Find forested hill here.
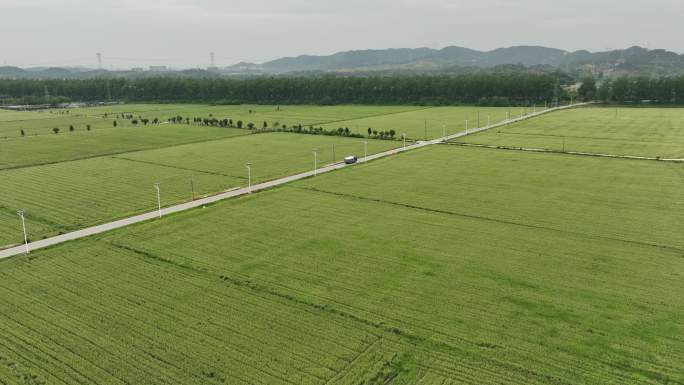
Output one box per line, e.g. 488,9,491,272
2,46,684,80
232,46,684,76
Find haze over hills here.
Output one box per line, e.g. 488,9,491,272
2,45,684,79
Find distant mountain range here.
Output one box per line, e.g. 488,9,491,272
2,46,684,79
231,46,684,76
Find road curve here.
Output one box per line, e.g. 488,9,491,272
0,103,589,260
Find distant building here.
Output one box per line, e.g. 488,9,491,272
149,66,168,72
131,67,144,72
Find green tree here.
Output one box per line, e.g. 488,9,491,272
578,77,598,100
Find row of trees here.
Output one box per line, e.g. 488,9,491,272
0,74,563,105
596,76,684,103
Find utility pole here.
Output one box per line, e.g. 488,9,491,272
17,210,29,254
442,124,446,142
332,144,335,162
424,121,427,140
364,141,368,161
477,111,480,128
402,134,406,150
313,149,318,176
245,163,252,193
153,183,161,218
465,120,469,135
190,174,195,200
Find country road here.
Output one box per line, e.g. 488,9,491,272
0,103,589,260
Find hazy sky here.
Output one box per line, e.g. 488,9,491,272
1,0,682,68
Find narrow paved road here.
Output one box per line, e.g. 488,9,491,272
0,103,588,259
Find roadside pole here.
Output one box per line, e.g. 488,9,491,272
153,183,161,218
17,210,29,254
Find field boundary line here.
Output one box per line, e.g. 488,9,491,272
111,156,247,179
446,142,684,163
312,106,436,127
0,130,254,172
0,103,587,259
293,186,684,254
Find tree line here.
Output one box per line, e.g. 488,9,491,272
596,76,684,104
0,74,563,106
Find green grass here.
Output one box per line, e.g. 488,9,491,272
0,133,399,248
64,103,425,130
0,240,409,385
0,109,140,138
1,145,682,383
459,106,684,158
0,103,434,168
0,125,248,170
320,106,527,140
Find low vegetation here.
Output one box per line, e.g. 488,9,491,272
458,106,684,158
1,145,682,383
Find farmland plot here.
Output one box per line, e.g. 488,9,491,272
320,106,518,140
74,104,424,130
85,146,684,384
459,106,684,158
0,125,248,170
0,240,413,384
0,133,398,248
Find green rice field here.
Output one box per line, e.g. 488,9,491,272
321,106,528,139
1,144,682,383
1,104,683,384
0,133,398,248
459,106,684,158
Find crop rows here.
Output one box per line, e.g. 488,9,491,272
459,106,684,158
0,240,404,384
0,125,249,170
99,147,684,384
0,132,399,248
320,106,522,140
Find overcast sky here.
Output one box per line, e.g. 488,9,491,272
1,0,682,68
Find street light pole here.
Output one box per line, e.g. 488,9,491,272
465,120,469,135
313,149,318,176
245,163,252,193
153,183,161,218
17,210,29,254
402,134,406,150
